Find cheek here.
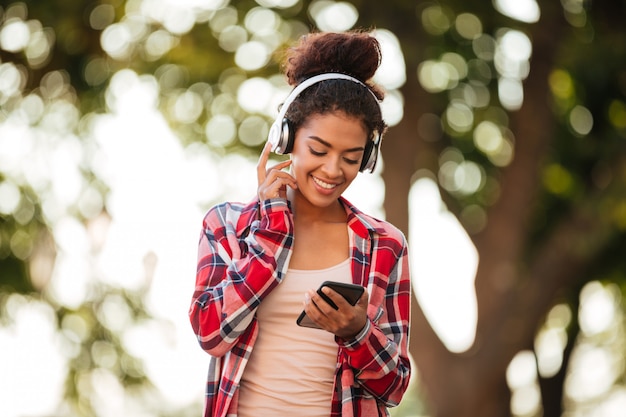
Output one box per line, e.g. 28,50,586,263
290,146,313,169
288,153,307,180
344,168,360,184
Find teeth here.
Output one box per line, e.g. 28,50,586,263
313,177,336,189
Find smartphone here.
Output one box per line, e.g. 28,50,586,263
296,281,365,329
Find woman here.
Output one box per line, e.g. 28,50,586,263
189,30,412,417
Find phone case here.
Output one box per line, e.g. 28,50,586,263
296,281,364,329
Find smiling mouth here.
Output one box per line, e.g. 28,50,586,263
312,176,338,190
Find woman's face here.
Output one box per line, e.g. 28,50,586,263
290,111,368,208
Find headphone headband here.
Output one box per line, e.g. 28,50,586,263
274,73,380,123
267,72,383,173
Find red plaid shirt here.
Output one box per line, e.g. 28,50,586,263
189,197,411,417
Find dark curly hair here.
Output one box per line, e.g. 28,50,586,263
279,30,388,141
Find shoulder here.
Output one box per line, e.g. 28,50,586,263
202,199,259,232
367,215,408,253
364,211,406,241
341,197,407,247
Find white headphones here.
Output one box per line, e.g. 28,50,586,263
267,73,382,173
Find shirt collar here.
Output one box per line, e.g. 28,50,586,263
238,197,387,239
339,196,388,239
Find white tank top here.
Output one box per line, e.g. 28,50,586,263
237,258,352,416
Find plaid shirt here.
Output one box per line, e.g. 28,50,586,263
189,196,411,417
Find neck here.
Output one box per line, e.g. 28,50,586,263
287,188,346,223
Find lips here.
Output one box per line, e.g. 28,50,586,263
312,176,338,190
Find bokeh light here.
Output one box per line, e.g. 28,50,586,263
498,77,524,110
244,7,280,34
409,176,479,353
419,60,455,93
567,345,618,401
0,181,21,215
579,281,619,336
238,115,269,146
0,62,24,100
535,304,572,379
543,163,575,197
25,26,54,68
421,4,453,36
309,1,358,32
493,0,540,23
169,90,204,124
101,22,135,60
0,18,30,52
494,29,532,110
144,29,179,60
218,25,247,52
237,77,275,114
205,114,237,147
0,296,66,415
473,120,515,167
507,350,542,416
569,105,593,136
608,100,626,131
2,1,625,417
472,34,497,61
455,13,483,40
89,4,116,30
234,40,271,70
375,29,406,90
445,100,474,134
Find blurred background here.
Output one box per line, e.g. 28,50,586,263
1,0,625,416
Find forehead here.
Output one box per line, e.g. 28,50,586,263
298,112,368,145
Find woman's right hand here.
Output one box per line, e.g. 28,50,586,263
257,141,297,201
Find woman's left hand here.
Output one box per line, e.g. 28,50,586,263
304,287,369,340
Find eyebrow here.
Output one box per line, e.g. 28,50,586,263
307,136,365,153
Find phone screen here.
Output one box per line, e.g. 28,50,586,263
296,281,364,329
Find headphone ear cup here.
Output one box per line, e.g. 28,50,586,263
268,118,294,154
280,118,295,154
359,134,380,173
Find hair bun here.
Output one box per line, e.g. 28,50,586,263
283,31,382,87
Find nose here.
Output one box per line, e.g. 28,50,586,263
320,154,342,177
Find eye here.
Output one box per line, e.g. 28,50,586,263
309,147,326,156
343,157,359,165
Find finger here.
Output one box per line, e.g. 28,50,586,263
303,289,325,322
357,289,369,308
258,172,298,200
263,170,296,190
257,141,273,184
266,159,292,175
314,288,341,314
267,167,297,188
320,287,345,310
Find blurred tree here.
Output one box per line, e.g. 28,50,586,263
1,0,625,416
365,2,626,416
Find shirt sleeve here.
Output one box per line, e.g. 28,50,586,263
340,233,412,407
189,199,294,357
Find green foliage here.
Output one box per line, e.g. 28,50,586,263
0,183,45,297
56,285,154,416
1,0,625,416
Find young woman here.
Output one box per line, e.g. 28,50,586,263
189,30,412,417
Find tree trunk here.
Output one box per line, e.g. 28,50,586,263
364,1,624,416
380,2,575,416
